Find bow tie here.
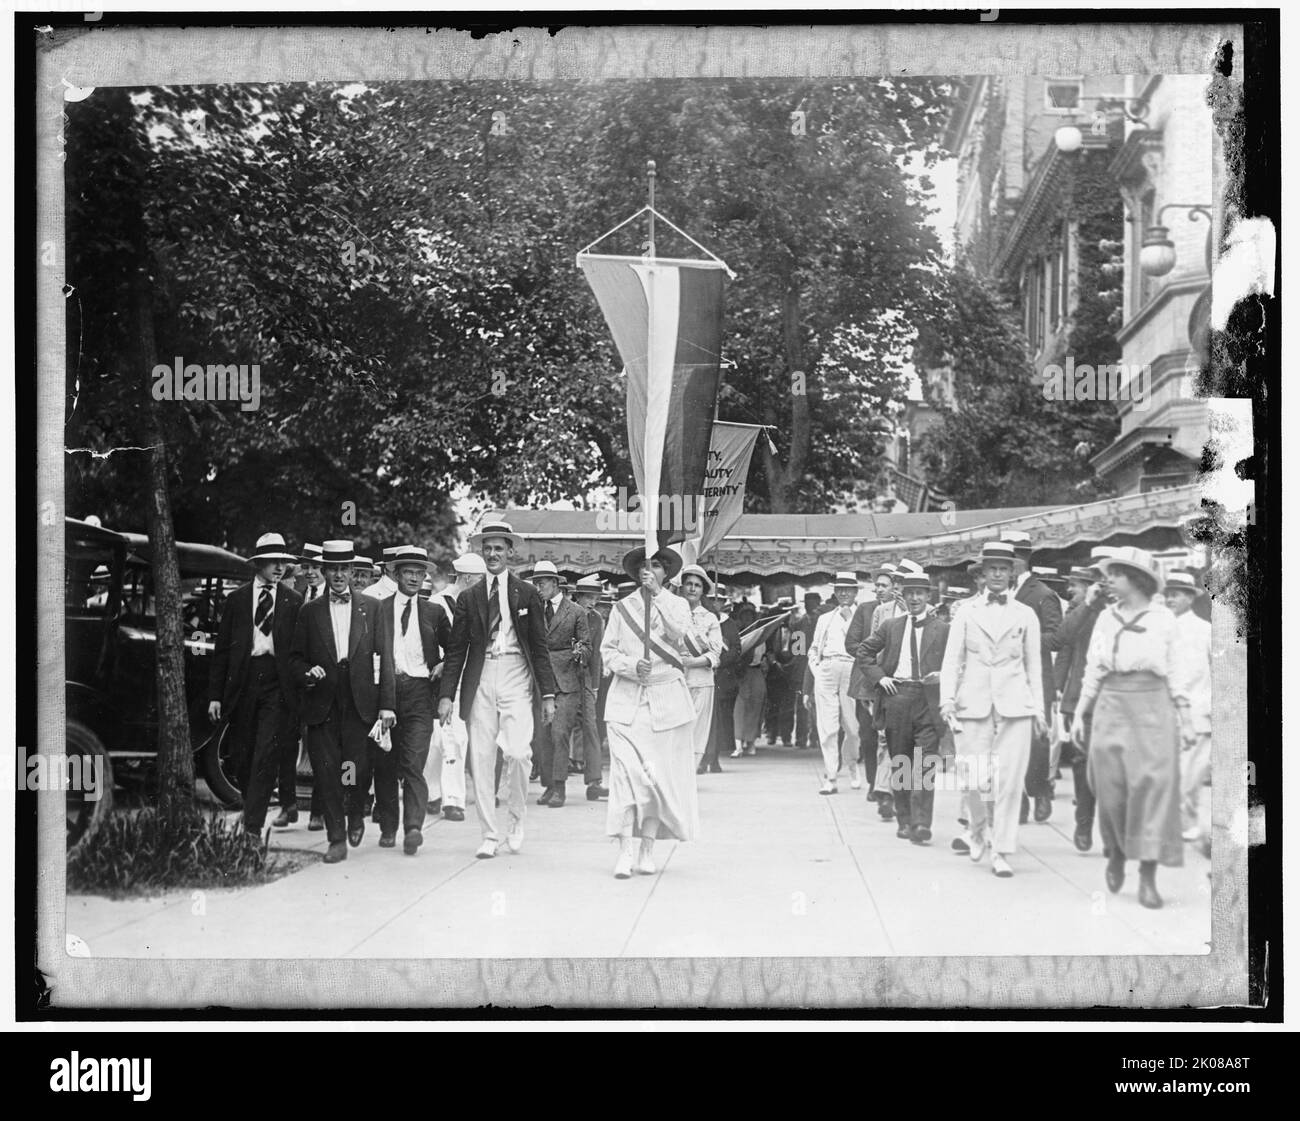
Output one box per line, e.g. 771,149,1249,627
330,591,351,604
987,593,1007,606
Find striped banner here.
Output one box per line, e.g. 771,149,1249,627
579,253,726,554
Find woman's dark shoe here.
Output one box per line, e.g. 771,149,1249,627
1138,862,1163,909
1074,823,1093,852
1105,856,1126,894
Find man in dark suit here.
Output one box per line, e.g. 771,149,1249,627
291,543,326,831
438,521,557,859
571,575,609,799
375,545,451,855
855,572,950,844
1003,532,1062,824
207,532,303,836
287,540,380,863
791,592,822,751
705,607,744,771
527,561,589,808
845,566,897,788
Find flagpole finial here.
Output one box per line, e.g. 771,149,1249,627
646,161,657,258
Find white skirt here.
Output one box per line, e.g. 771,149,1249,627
606,699,700,841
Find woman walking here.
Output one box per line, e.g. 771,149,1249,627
730,601,766,756
678,564,724,773
601,546,699,879
1072,547,1194,909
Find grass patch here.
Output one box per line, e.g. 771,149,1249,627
67,806,317,896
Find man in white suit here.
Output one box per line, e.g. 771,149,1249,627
808,572,865,794
939,541,1046,878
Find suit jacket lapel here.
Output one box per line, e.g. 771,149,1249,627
348,597,366,660
315,597,334,660
919,613,943,667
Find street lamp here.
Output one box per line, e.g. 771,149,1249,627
1139,203,1212,277
1053,95,1150,153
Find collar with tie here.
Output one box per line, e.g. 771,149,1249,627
330,590,351,604
987,592,1007,606
909,611,930,628
257,580,276,592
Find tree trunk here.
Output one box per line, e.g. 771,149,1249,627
133,246,195,819
760,286,811,514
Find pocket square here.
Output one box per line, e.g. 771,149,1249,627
518,607,529,616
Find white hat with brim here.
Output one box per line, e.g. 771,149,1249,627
390,546,437,574
574,575,603,595
529,560,561,582
452,553,488,575
319,540,356,566
249,532,298,563
1096,547,1164,594
979,541,1018,565
298,543,323,564
1162,570,1204,598
678,564,715,593
469,520,521,551
832,571,859,588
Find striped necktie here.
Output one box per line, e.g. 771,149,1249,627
255,585,274,635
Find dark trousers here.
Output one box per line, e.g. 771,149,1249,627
276,721,298,809
1024,727,1054,798
858,701,878,785
764,689,795,744
304,669,374,845
880,685,940,829
579,685,604,783
374,673,434,836
536,689,582,787
795,691,815,747
707,691,737,765
231,655,290,832
1061,712,1095,828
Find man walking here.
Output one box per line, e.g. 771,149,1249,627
572,575,609,799
288,540,380,863
207,532,303,837
375,545,450,855
808,572,863,795
940,541,1046,878
291,542,326,830
438,521,556,859
529,561,589,809
791,592,822,751
1164,570,1212,845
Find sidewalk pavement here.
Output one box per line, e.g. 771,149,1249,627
67,746,1211,959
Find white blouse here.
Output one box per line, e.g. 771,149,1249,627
1077,602,1193,713
683,603,724,688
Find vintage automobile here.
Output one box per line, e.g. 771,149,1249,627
65,517,257,852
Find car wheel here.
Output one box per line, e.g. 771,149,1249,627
198,720,243,809
66,720,113,856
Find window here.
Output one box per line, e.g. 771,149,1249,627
1044,78,1083,114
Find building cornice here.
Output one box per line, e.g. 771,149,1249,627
1115,277,1210,347
1109,127,1163,184
1090,425,1183,476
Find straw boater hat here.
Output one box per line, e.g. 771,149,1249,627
895,558,925,577
1090,546,1117,563
298,543,323,565
979,540,1018,565
1162,569,1205,599
249,532,297,563
528,560,561,583
1001,530,1033,560
379,546,402,571
319,540,356,566
876,562,900,579
1095,546,1164,594
678,563,716,593
942,585,970,601
352,554,374,571
468,519,521,551
573,575,603,597
899,572,931,592
621,545,683,581
832,571,859,588
389,545,437,574
616,581,636,598
1066,565,1098,585
451,553,488,575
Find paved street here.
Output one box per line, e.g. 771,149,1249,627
68,746,1211,959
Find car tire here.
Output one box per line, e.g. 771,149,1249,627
199,720,244,809
66,720,113,856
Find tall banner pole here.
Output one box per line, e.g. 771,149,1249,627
642,159,656,662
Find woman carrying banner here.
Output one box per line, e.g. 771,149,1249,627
678,564,724,772
601,546,699,879
1072,547,1193,909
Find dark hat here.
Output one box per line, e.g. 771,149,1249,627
319,539,356,566
622,545,683,581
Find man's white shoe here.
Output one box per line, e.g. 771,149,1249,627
848,762,862,789
730,746,744,758
968,832,988,863
505,824,524,854
475,839,498,860
991,853,1014,877
613,853,634,879
819,778,835,795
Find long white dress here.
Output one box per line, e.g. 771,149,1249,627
601,588,699,841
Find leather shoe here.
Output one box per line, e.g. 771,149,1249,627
696,761,707,775
1033,795,1052,823
427,798,442,815
347,819,365,848
307,814,324,832
442,806,465,822
910,825,932,845
896,824,911,839
991,854,1014,877
549,786,567,808
1074,824,1093,852
878,800,895,821
272,807,298,828
403,829,423,856
475,840,498,859
537,786,556,806
378,831,396,849
951,835,971,854
323,841,347,864
587,784,608,800
1138,877,1163,909
1105,858,1125,894
708,762,722,774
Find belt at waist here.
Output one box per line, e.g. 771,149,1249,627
893,679,926,688
250,653,276,662
486,649,525,660
1100,670,1167,693
395,670,432,680
820,654,854,662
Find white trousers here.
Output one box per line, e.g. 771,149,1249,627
957,712,1032,856
466,652,534,843
424,712,467,809
813,659,859,780
688,683,715,763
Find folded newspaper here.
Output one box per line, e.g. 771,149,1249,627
368,718,392,752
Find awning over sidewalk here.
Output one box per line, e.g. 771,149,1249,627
486,484,1200,580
